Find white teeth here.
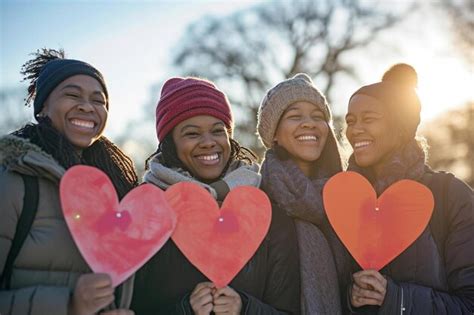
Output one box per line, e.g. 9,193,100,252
354,141,371,148
71,119,94,129
297,135,318,141
197,154,219,161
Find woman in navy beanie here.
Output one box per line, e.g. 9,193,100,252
345,64,474,314
0,48,138,315
131,76,301,314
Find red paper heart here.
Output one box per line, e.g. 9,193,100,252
323,171,434,270
166,182,272,288
60,165,176,287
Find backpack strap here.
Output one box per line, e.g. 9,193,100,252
0,174,39,289
421,171,453,265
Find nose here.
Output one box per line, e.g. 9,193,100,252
301,116,316,129
199,133,217,148
77,100,94,113
348,120,364,137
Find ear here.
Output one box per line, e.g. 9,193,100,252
39,102,50,117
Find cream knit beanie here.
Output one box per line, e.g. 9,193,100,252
257,73,332,148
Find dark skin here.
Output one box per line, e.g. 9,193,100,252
345,94,403,307
172,115,241,314
40,75,132,315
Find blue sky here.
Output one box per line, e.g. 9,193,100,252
1,0,473,140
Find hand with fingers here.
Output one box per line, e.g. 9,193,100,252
100,310,135,315
190,282,215,315
212,286,242,315
350,270,387,307
68,273,116,315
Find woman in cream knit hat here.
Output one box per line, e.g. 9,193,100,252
258,73,351,314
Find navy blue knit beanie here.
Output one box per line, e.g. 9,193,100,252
33,59,108,119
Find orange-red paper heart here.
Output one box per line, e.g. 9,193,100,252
166,182,272,288
60,165,176,287
323,171,434,270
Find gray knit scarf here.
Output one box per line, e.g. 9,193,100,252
144,153,261,199
261,149,343,315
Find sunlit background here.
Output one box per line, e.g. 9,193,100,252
1,0,473,186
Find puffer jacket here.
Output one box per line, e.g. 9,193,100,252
349,170,474,314
131,160,301,315
0,135,134,315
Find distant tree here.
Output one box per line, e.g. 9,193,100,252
439,0,474,64
0,86,33,135
172,0,408,154
423,102,474,188
113,83,162,177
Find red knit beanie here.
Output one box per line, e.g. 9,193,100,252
155,77,234,141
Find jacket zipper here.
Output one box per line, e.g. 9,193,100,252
400,286,405,315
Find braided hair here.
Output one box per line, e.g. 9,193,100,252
145,133,258,173
14,48,138,199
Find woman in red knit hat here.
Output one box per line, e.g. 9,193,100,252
131,77,301,314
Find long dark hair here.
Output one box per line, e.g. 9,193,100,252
14,48,138,199
145,132,258,172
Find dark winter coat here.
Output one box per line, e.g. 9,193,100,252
349,168,474,314
131,157,301,315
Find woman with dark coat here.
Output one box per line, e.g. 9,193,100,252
130,77,301,315
0,49,139,315
257,73,352,315
345,63,474,314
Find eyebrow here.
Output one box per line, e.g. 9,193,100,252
346,110,383,118
180,122,225,132
60,84,105,96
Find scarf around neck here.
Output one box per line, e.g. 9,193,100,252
260,149,328,225
348,140,426,195
143,153,261,200
260,149,344,314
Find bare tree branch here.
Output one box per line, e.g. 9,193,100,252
173,0,408,152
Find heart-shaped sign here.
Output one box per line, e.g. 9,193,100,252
60,165,176,287
323,171,434,270
166,182,272,288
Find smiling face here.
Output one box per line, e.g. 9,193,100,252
345,94,400,175
274,101,329,176
40,74,108,151
172,115,231,182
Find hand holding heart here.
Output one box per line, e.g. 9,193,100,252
189,282,242,315
212,286,242,315
350,270,387,307
68,273,115,315
190,282,215,315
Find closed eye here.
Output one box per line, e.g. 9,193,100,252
92,99,106,105
363,117,376,123
287,115,301,120
184,132,200,137
212,129,226,135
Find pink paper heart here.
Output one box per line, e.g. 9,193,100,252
166,182,272,288
60,165,176,287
